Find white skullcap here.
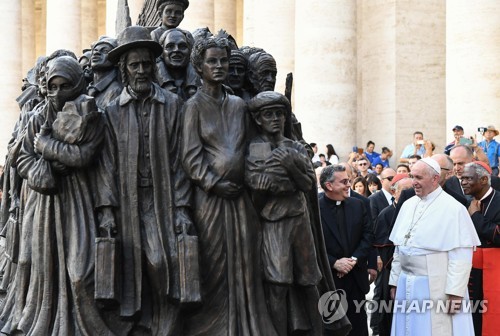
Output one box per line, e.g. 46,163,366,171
420,157,441,175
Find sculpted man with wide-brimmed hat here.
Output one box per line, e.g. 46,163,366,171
96,25,194,335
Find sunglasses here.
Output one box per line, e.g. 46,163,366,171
358,163,367,166
383,176,394,181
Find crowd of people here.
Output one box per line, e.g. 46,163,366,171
313,125,499,336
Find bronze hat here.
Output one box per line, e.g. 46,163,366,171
107,26,163,64
248,91,291,114
92,36,118,50
157,0,189,10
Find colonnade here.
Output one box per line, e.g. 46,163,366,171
0,0,498,162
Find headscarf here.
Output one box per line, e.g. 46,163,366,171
44,56,86,127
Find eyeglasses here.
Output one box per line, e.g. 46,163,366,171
383,176,394,181
358,163,367,166
329,179,351,186
339,179,350,185
440,167,451,171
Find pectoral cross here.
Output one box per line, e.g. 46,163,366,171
404,232,411,246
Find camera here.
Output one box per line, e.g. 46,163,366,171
416,140,425,145
478,127,487,133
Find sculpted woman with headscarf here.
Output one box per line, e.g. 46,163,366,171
181,34,277,335
10,56,115,335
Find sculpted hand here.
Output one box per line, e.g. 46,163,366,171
254,174,272,191
212,180,242,199
50,160,69,175
468,200,481,216
333,258,356,274
175,207,194,234
34,133,50,155
98,207,116,236
272,147,293,169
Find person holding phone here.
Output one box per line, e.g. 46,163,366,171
444,125,467,155
400,131,426,163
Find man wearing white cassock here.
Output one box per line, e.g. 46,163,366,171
389,158,480,335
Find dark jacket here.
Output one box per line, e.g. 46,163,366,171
320,195,374,294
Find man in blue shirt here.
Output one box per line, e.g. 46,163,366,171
364,140,380,165
478,125,500,176
400,131,425,164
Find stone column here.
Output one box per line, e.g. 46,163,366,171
35,0,46,58
394,0,446,157
357,0,446,164
106,0,119,36
243,0,294,95
447,0,500,134
0,1,22,159
295,0,357,159
97,0,107,36
22,0,36,75
181,0,214,32
214,0,237,37
81,0,98,52
235,0,244,45
46,0,82,54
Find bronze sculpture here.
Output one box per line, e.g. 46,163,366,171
181,33,279,335
226,49,252,101
247,51,277,96
87,36,123,110
12,56,113,335
95,25,193,335
0,2,355,332
150,0,191,43
246,91,350,335
156,28,200,100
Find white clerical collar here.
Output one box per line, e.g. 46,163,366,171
419,186,443,202
480,187,494,201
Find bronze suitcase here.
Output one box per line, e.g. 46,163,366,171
177,230,202,305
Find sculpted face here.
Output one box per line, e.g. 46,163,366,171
162,31,190,69
125,48,154,94
227,60,246,90
161,4,184,29
47,76,74,111
254,59,276,92
91,43,113,70
255,106,286,136
199,47,229,84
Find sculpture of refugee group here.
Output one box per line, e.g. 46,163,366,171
0,0,351,335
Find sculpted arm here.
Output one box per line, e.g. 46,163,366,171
181,102,221,192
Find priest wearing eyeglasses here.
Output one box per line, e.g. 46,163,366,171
319,165,374,336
